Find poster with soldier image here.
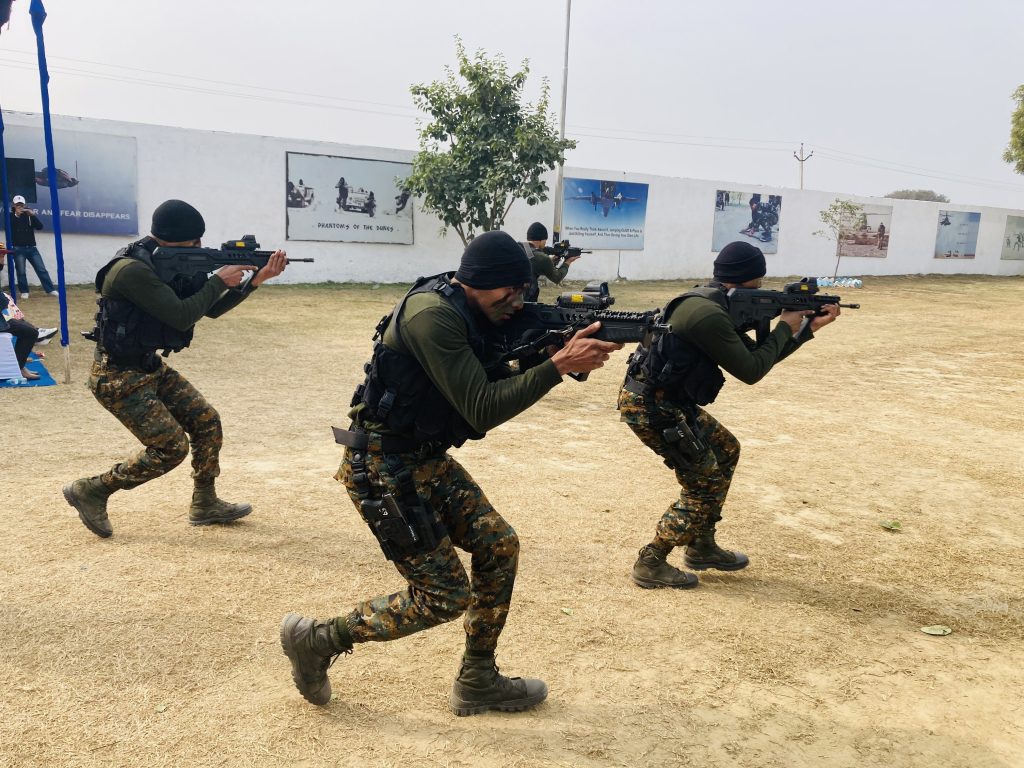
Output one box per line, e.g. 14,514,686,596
712,190,781,254
837,203,892,258
1000,215,1024,260
933,210,980,259
285,152,413,244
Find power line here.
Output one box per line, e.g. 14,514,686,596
569,123,795,147
0,48,420,114
3,50,1022,195
0,57,418,121
569,130,790,153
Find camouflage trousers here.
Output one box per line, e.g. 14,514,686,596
89,359,222,491
335,441,518,652
617,388,740,550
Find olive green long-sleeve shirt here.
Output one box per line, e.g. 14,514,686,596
529,249,570,285
666,295,805,385
362,290,563,435
102,258,254,331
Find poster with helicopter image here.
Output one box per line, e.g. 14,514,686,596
3,125,138,235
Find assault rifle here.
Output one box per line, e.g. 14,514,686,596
542,239,591,265
150,235,313,285
726,277,859,343
490,282,670,381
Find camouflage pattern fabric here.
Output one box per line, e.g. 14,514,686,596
89,360,223,490
335,443,518,652
617,387,740,549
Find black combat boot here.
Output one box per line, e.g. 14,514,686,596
683,531,750,571
279,613,353,705
189,480,252,525
62,477,114,538
449,652,548,716
631,545,699,588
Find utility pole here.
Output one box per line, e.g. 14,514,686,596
793,142,813,190
552,0,572,242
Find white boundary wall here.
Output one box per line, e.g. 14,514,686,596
5,111,1023,284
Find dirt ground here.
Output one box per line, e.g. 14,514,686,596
2,275,1022,768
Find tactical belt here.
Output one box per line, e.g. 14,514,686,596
331,426,424,455
622,376,653,397
99,350,162,372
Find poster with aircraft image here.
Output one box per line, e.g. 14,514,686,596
561,177,648,250
933,210,980,259
3,125,138,235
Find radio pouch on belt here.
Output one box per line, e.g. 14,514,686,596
661,419,708,470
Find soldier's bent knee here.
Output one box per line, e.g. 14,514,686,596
157,433,190,468
419,571,472,623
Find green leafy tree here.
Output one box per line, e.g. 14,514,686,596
405,39,576,245
1003,85,1024,175
884,189,949,202
814,198,864,278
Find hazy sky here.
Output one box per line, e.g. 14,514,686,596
2,0,1023,208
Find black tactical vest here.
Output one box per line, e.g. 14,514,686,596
522,243,542,303
625,285,731,406
352,272,491,449
93,239,202,358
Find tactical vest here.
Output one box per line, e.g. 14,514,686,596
351,272,490,449
625,285,731,406
522,243,542,302
92,239,202,358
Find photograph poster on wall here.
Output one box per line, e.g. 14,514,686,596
934,210,981,259
1000,215,1024,260
286,152,413,244
3,125,138,235
561,177,649,250
836,203,893,259
712,190,781,254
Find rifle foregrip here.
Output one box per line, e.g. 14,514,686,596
595,325,649,343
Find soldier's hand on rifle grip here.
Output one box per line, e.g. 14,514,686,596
215,264,258,287
809,302,841,331
251,249,288,287
778,309,811,335
550,321,623,377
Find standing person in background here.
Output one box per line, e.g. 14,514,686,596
8,195,57,298
522,222,580,302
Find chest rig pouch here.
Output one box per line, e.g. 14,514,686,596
350,272,489,450
625,286,729,408
522,243,542,303
90,240,204,360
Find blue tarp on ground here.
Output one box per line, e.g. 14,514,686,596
0,349,54,387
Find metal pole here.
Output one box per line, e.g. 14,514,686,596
552,0,571,242
793,142,813,190
0,107,16,300
30,0,71,383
